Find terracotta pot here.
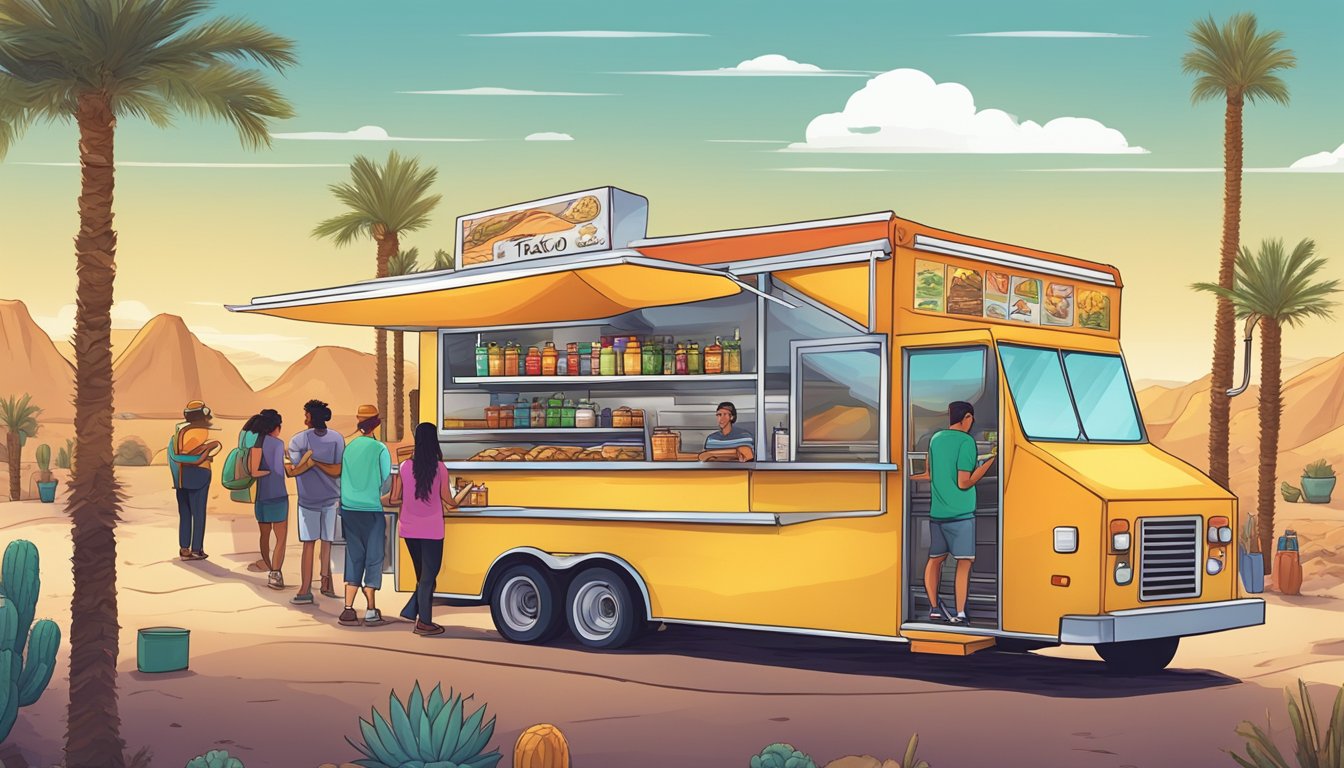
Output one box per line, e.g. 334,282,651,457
1274,551,1303,595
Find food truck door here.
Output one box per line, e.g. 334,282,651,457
902,343,1002,630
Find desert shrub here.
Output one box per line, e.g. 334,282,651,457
185,750,242,768
113,436,152,466
1228,678,1343,767
751,743,817,768
348,682,502,768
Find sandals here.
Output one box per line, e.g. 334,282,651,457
320,575,338,599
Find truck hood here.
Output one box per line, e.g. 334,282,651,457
1024,442,1233,501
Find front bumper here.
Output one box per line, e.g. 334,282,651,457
1059,598,1265,645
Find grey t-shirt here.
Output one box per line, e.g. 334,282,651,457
289,428,344,506
256,434,288,502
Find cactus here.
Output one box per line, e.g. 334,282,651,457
34,444,50,473
346,681,502,768
56,447,70,470
0,539,61,742
514,724,570,768
751,743,817,768
185,749,245,768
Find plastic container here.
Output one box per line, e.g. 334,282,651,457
487,342,503,376
688,342,702,375
137,627,190,673
613,337,627,375
705,336,724,375
652,428,681,460
589,343,601,376
623,338,642,377
474,343,490,377
541,342,559,376
724,328,742,374
642,340,662,375
514,401,530,429
503,344,520,377
599,343,616,376
530,398,545,428
567,343,580,376
675,344,688,375
525,347,542,376
575,403,596,429
561,400,577,428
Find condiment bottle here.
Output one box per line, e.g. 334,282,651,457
623,337,642,376
613,336,627,375
642,338,661,375
513,399,530,429
474,341,490,377
487,342,503,377
725,327,742,374
546,397,562,428
600,407,613,428
589,342,601,376
541,342,559,376
567,343,580,376
561,400,577,428
599,342,616,376
705,336,723,375
675,343,688,375
503,342,520,377
579,342,592,375
575,401,596,428
688,341,703,375
525,346,542,376
500,405,514,429
663,340,676,375
530,397,545,428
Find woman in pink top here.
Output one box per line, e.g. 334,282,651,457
391,422,472,635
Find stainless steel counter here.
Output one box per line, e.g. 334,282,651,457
437,461,899,472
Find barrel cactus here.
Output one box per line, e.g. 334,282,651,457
514,723,570,768
346,681,502,768
751,743,817,768
185,750,245,768
0,539,61,742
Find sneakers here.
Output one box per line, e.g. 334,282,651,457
947,612,968,626
179,548,194,561
363,609,386,627
267,570,285,590
290,592,315,606
413,621,445,636
190,550,208,561
338,607,361,626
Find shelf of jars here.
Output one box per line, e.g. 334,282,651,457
462,331,750,380
438,427,644,441
451,374,756,385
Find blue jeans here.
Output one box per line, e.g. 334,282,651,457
341,509,385,589
176,486,208,551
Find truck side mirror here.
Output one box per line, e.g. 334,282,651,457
1226,315,1259,398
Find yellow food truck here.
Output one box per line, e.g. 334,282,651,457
231,187,1264,673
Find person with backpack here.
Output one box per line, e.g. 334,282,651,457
288,399,345,605
339,404,392,627
246,408,313,590
167,400,220,561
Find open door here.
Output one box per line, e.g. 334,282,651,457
903,343,1001,630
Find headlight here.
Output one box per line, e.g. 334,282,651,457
1209,516,1231,543
1206,557,1223,575
1115,562,1133,585
1219,527,1233,544
1111,532,1131,552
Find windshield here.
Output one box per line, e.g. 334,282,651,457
999,344,1144,443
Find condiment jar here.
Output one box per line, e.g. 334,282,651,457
561,400,577,428
525,346,542,376
503,343,520,377
530,397,545,428
705,336,724,375
663,341,676,375
613,336,627,375
579,342,593,375
567,343,580,376
487,342,503,376
675,343,688,375
541,342,559,376
513,400,530,429
545,396,562,428
500,406,514,429
575,401,597,428
485,405,501,429
474,342,490,377
600,407,613,428
724,328,742,374
688,341,703,375
589,342,601,375
599,342,617,376
641,338,662,375
623,337,642,376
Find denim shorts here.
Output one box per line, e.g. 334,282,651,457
254,498,288,524
930,517,976,559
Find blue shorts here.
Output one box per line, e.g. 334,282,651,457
930,517,976,560
254,498,288,524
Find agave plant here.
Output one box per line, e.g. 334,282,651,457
1228,679,1343,768
750,743,816,768
348,682,502,768
185,749,245,768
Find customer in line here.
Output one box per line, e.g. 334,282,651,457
288,399,344,605
167,400,220,561
246,408,313,590
339,404,392,627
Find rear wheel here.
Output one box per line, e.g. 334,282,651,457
565,567,642,650
1095,637,1179,674
489,563,564,644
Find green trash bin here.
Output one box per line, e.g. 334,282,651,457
137,627,190,673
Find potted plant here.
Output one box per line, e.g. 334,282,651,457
1238,514,1264,593
34,443,58,503
1300,459,1336,503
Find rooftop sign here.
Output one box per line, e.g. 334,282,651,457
455,187,649,270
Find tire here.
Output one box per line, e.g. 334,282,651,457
1095,636,1179,675
565,567,643,650
489,563,564,644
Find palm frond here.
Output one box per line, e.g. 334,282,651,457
1196,238,1340,328
142,16,298,72
431,249,455,271
149,60,294,148
319,151,442,239
388,247,420,276
1181,12,1295,104
312,210,373,247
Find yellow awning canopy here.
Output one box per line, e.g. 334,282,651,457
227,251,786,329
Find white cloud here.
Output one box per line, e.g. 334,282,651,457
954,31,1147,38
785,68,1146,154
399,87,614,96
772,167,888,173
466,31,706,38
707,139,791,144
18,162,346,168
34,300,155,338
620,53,874,77
271,125,480,142
524,132,575,141
1289,143,1344,172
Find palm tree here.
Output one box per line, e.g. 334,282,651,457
312,152,441,440
431,248,455,271
1195,239,1338,573
0,394,41,501
0,2,295,763
1182,13,1296,489
387,247,421,441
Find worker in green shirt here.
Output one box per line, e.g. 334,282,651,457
908,401,996,626
339,404,393,627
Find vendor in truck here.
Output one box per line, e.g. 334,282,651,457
698,401,755,463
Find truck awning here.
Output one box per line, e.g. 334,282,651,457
226,251,789,329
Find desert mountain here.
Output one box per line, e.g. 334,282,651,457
259,346,418,423
0,299,76,420
112,314,258,418
53,329,141,369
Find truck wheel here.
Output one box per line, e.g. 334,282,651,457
1095,637,1179,674
566,567,642,650
489,563,564,644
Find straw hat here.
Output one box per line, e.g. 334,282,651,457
351,404,381,437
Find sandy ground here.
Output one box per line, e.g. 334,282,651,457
1,468,1343,768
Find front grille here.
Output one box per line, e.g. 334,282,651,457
1139,516,1202,601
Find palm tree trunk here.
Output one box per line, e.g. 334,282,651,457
372,227,397,441
1207,92,1244,489
6,431,19,501
1256,319,1281,575
393,330,405,442
66,92,127,767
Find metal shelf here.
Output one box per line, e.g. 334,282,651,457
451,374,757,385
439,428,644,441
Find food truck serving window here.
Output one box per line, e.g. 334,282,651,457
999,344,1144,443
791,339,887,462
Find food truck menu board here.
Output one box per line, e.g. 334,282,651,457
914,258,1114,332
456,187,650,270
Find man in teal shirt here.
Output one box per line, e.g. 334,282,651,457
909,401,996,625
339,404,392,627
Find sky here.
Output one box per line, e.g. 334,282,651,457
1,0,1342,384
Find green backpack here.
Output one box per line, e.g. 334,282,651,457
220,430,258,500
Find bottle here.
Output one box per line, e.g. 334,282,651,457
513,399,530,429
642,338,661,375
675,343,688,375
600,407,613,428
474,341,489,377
561,400,577,428
578,342,592,376
599,342,616,376
530,397,545,428
624,337,642,376
487,342,503,377
567,343,580,376
575,401,596,428
525,346,542,376
705,336,723,375
557,355,568,376
546,398,562,428
541,342,559,376
688,341,702,375
663,340,676,375
503,343,520,377
589,342,601,376
613,336,627,375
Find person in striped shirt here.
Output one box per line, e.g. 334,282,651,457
698,401,755,463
